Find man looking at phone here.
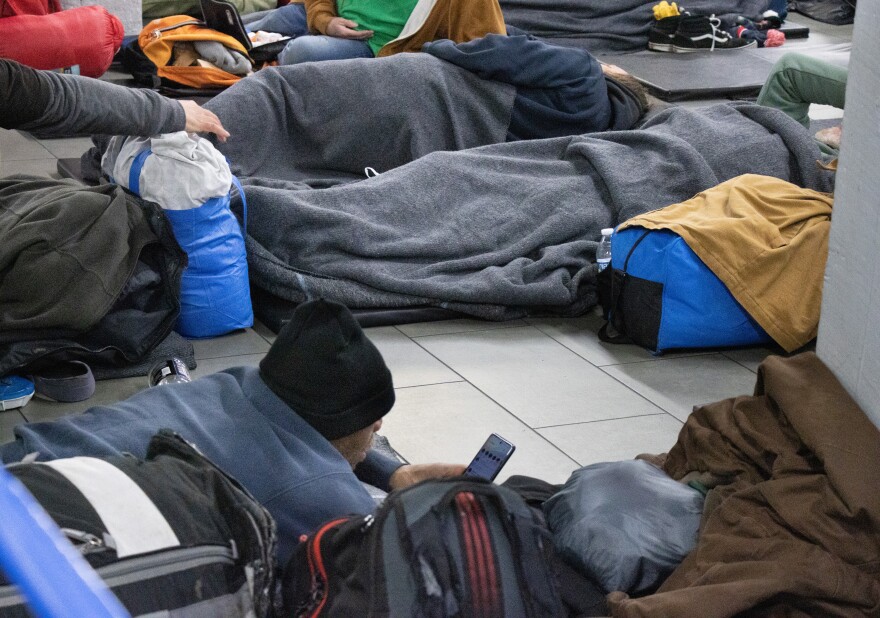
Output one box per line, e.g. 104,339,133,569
0,299,463,564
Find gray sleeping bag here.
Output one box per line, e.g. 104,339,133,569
542,460,704,595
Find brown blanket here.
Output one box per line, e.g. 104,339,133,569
609,352,880,617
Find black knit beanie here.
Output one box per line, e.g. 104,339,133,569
259,299,395,440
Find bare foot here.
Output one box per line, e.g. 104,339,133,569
814,124,842,150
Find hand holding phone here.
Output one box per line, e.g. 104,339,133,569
464,433,516,482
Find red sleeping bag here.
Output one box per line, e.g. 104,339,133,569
0,6,123,77
0,0,61,17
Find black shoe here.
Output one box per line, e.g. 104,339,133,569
672,14,757,52
648,15,681,52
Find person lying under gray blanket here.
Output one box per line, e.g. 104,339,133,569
236,102,835,321
206,34,648,184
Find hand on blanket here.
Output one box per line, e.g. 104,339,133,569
180,100,230,143
389,463,467,490
326,16,373,40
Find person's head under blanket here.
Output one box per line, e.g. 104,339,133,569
600,62,651,121
205,33,650,182
0,299,465,564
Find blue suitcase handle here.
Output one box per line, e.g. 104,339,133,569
0,466,130,618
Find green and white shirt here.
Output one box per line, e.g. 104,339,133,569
337,0,420,55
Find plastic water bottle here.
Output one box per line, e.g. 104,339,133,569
148,358,192,387
596,228,613,272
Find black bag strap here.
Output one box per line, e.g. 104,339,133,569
394,494,458,618
598,229,651,345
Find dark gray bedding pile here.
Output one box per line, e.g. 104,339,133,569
499,0,773,53
235,103,834,321
208,54,516,186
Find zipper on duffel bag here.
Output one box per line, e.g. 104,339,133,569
0,545,236,610
96,544,237,588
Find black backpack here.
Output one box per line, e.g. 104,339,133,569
282,477,566,617
0,430,277,617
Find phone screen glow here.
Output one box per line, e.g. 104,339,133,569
465,434,514,480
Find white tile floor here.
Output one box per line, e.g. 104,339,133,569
0,14,848,486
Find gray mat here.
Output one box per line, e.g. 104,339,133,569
599,49,777,100
778,21,811,38
599,41,850,102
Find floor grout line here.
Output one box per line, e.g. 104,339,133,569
532,411,681,431
405,333,583,469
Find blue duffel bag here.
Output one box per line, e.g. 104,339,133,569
103,132,254,339
598,227,770,354
127,148,253,339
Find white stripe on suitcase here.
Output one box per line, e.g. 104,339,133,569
43,458,180,558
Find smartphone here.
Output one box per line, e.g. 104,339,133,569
200,0,250,49
464,433,516,482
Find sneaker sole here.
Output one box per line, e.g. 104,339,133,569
673,40,758,52
648,41,675,52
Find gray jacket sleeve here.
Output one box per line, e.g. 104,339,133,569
3,59,186,137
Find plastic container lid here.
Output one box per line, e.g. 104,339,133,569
601,228,614,236
0,375,35,411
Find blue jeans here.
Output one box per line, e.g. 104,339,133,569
278,35,374,65
245,4,309,38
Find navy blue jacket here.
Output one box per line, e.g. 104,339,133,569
423,34,642,141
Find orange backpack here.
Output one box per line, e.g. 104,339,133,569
139,15,250,89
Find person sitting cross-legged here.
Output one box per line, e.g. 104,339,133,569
262,0,506,65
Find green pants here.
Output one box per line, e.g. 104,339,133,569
757,52,848,129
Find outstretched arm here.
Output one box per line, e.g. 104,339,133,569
388,463,467,490
355,449,465,492
2,59,228,141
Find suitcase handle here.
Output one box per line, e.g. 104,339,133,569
0,465,131,618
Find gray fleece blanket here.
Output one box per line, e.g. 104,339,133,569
234,103,834,321
500,0,772,53
207,54,516,186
